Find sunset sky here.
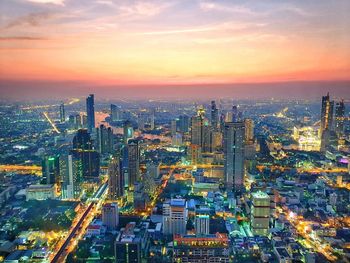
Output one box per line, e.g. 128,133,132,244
0,0,350,99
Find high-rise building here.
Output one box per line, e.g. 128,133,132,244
127,139,140,189
320,92,334,136
178,115,190,133
86,94,95,133
251,191,270,236
71,129,100,178
150,109,155,130
335,100,345,135
191,108,206,147
244,118,254,143
173,233,230,263
110,104,121,122
123,120,133,144
73,129,93,150
102,203,119,231
232,105,238,122
59,154,82,199
202,124,212,153
210,100,219,130
42,156,59,185
163,199,188,235
195,211,210,235
224,122,245,192
96,124,113,155
108,158,123,199
59,103,65,123
171,119,177,136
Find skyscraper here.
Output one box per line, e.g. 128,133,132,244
102,203,119,231
162,199,188,235
59,103,65,123
86,94,95,133
320,92,334,135
96,124,113,155
178,115,190,133
210,100,219,130
171,119,177,136
123,120,133,144
251,191,270,236
110,104,121,122
127,139,140,190
71,129,100,178
335,100,345,135
244,118,254,143
59,154,82,199
224,122,245,193
42,155,60,185
108,158,123,199
191,107,206,147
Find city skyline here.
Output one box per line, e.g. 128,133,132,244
1,0,350,100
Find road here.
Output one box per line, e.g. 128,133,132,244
50,182,108,263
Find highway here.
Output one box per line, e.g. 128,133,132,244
51,182,107,263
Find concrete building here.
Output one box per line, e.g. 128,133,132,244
102,203,119,231
251,191,270,236
163,199,187,235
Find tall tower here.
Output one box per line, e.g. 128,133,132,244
59,103,65,123
42,156,60,185
320,92,334,135
210,100,219,130
127,139,140,190
191,107,206,147
86,94,95,133
102,203,119,231
244,118,254,143
224,122,245,193
108,158,123,199
251,191,270,236
96,124,114,155
335,100,345,135
59,154,82,199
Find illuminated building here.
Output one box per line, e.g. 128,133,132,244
211,130,222,152
147,162,160,179
251,191,270,236
59,103,65,123
335,100,345,135
195,211,210,235
320,92,334,139
210,100,219,130
337,175,343,186
127,139,140,190
26,184,56,201
115,222,141,263
59,154,82,199
96,124,114,154
150,108,155,130
123,120,133,144
224,122,245,193
163,199,187,235
42,156,59,185
292,126,321,151
110,104,122,122
173,233,230,263
102,203,119,231
71,129,100,178
108,158,123,199
189,144,201,165
86,94,95,133
232,105,239,122
191,108,205,147
244,118,254,143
